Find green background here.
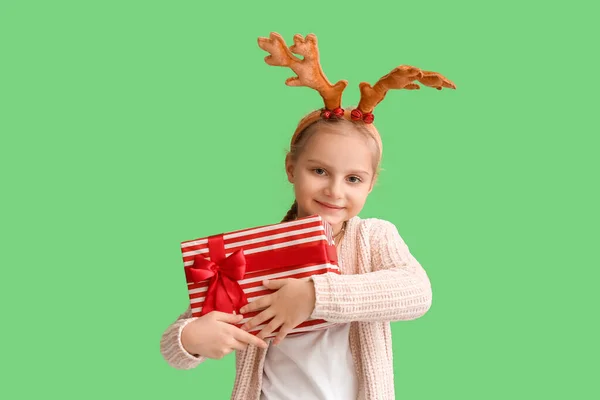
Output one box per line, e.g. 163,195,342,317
1,0,598,398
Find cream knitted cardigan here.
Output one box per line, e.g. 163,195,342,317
160,216,433,400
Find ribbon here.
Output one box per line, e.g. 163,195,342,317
185,233,338,316
185,235,248,316
240,241,337,274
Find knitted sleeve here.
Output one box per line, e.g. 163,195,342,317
159,306,207,369
310,219,432,322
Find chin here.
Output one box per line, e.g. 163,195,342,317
319,214,346,226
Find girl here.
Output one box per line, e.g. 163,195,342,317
160,32,454,400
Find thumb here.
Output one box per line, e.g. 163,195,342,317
210,311,244,323
263,278,287,290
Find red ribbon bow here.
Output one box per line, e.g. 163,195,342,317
184,235,248,316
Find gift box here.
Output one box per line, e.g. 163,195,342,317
180,214,340,337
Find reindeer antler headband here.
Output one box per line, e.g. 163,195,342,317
257,32,456,148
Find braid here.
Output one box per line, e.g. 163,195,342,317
281,200,298,222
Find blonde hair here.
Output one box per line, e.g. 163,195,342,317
281,116,382,222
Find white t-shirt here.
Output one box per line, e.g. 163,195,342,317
260,323,357,400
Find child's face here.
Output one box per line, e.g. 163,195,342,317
286,126,375,231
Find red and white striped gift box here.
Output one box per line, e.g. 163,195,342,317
180,215,340,337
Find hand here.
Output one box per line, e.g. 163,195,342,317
181,311,268,359
239,278,316,345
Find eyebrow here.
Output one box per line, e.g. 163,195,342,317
306,159,371,176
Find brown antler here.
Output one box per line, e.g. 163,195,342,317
258,32,347,110
357,65,456,114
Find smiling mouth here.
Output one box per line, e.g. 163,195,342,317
315,200,344,210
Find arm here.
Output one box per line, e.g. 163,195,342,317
159,307,207,370
309,219,432,323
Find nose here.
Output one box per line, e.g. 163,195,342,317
324,178,343,199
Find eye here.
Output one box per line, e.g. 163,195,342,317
313,168,326,175
348,176,363,183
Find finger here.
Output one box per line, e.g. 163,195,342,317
241,307,275,331
257,317,283,340
239,295,273,314
230,326,268,349
262,278,288,290
210,347,234,360
228,338,249,352
210,311,244,324
273,324,293,346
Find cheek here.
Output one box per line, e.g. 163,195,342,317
297,171,319,185
349,187,370,203
293,174,317,196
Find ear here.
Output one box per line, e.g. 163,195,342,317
285,154,295,183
